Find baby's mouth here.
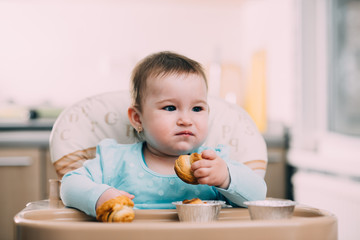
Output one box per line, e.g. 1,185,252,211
176,131,194,136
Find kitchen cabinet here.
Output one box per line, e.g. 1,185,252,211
0,148,40,240
0,129,57,240
263,123,289,199
265,147,287,199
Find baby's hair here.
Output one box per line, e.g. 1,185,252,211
130,51,208,112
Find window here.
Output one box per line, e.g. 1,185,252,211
329,0,360,136
292,0,360,156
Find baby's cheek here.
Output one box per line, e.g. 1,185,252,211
198,123,209,141
147,117,169,133
146,128,167,143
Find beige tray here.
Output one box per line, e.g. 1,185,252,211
14,200,337,240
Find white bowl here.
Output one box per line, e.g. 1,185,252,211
172,200,225,222
244,199,296,220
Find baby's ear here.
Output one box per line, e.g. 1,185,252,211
128,106,142,129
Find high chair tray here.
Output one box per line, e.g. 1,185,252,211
14,200,337,240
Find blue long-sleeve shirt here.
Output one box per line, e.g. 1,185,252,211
60,139,267,217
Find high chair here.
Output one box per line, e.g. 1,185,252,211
49,91,268,179
14,91,337,240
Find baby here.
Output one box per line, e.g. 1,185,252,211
60,51,267,217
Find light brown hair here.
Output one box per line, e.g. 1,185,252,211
130,51,208,112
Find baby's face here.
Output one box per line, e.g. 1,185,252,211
140,73,209,157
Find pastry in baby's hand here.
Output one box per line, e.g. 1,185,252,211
96,195,135,222
174,153,202,184
182,198,205,204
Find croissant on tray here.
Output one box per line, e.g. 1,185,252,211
182,198,205,204
96,195,135,222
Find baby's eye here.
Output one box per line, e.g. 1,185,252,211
192,106,203,112
163,105,176,111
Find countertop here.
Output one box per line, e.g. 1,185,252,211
0,119,54,148
0,119,54,131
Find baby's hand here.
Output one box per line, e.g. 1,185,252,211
96,188,135,210
191,149,230,189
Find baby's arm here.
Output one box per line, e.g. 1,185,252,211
191,148,267,207
61,169,111,217
60,142,132,217
61,167,134,217
96,188,134,210
191,149,230,189
216,159,267,207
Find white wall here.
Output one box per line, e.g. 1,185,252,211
293,171,360,240
0,0,295,126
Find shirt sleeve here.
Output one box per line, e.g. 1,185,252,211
216,160,267,207
199,145,267,207
60,139,116,217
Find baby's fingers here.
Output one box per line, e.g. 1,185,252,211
201,149,217,160
118,190,135,200
196,176,211,185
193,165,210,179
191,158,211,171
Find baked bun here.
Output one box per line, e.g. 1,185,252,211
174,153,202,184
96,195,135,222
182,198,205,204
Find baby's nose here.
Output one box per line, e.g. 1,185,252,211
177,112,192,126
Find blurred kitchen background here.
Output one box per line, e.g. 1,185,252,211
0,0,359,239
